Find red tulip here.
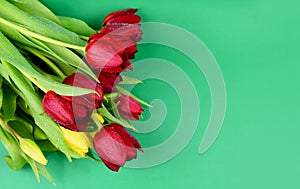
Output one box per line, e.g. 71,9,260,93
85,8,142,73
98,72,122,93
103,8,141,26
85,33,136,73
42,91,92,131
63,73,104,109
117,95,143,120
93,123,143,171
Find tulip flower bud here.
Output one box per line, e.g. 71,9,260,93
117,95,143,120
19,138,47,165
42,91,78,131
42,90,93,132
93,123,142,171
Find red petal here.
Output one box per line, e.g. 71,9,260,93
63,73,104,109
112,123,143,153
42,91,76,128
98,72,122,93
101,158,121,172
93,126,127,168
103,8,138,26
85,40,124,70
100,24,142,42
105,15,141,25
124,45,137,59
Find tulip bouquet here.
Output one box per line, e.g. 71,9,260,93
0,0,148,184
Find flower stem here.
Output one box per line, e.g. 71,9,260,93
79,35,89,40
0,116,21,140
0,17,85,51
25,47,66,79
91,111,103,131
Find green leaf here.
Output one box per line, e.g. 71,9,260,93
0,76,3,109
8,0,61,25
23,154,40,182
0,63,10,82
17,97,31,115
36,163,56,185
9,117,34,140
0,32,95,96
0,23,59,62
0,27,76,78
119,75,143,85
58,16,96,37
0,126,27,171
0,0,85,47
0,21,53,54
1,83,18,122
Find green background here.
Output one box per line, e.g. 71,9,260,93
1,0,300,188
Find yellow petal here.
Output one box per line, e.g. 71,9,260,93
60,127,89,157
97,113,104,123
20,138,47,165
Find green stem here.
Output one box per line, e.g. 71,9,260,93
79,35,89,40
0,116,21,140
116,86,152,107
91,112,103,131
0,17,85,51
25,47,66,79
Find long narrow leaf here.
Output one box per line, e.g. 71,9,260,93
0,126,27,171
0,32,94,96
58,16,96,36
0,0,85,47
8,0,61,24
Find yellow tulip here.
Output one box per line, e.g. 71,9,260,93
60,127,89,157
19,138,47,165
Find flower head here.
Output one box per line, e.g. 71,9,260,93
93,123,143,171
86,33,136,73
117,94,143,120
42,91,91,131
85,8,142,73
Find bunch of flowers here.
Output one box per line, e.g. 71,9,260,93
0,0,148,184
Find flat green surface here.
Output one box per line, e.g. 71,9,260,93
1,0,300,188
